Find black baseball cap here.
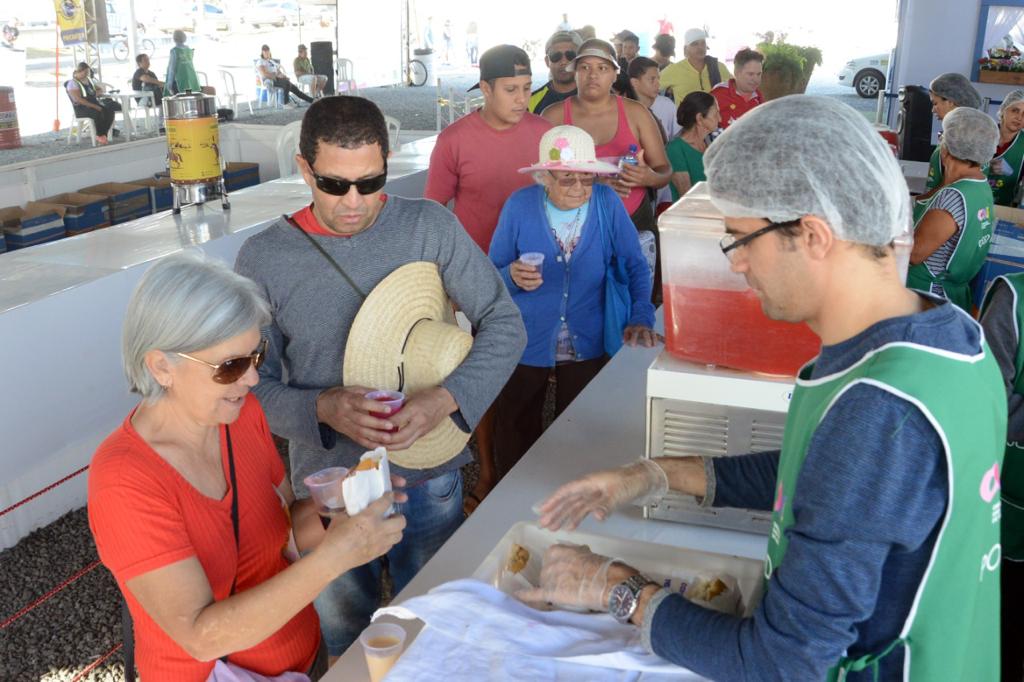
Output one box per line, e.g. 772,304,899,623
613,30,639,44
469,45,532,91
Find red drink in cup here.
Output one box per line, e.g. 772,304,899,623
366,390,405,433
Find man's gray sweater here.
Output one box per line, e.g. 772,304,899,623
235,197,526,495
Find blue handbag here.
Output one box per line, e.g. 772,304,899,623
595,194,632,357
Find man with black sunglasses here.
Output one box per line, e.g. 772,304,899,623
235,96,526,663
529,31,582,114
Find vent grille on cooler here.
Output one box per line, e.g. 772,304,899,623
750,420,786,452
661,410,729,457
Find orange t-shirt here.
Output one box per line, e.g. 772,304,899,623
88,395,320,682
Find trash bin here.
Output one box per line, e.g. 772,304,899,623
0,86,21,149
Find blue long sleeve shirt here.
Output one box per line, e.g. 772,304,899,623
489,184,655,367
645,298,983,681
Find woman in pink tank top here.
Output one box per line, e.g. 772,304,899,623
562,95,648,214
542,38,671,230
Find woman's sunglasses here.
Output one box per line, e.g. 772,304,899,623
549,171,595,187
310,161,389,196
176,339,268,384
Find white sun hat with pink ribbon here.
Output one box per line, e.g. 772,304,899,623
519,125,620,175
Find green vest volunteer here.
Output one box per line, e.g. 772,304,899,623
987,131,1024,206
165,45,201,96
982,274,1024,561
926,146,943,190
766,343,1005,680
907,178,994,310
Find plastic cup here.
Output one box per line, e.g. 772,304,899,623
359,622,407,682
303,467,348,527
519,252,545,268
366,390,405,433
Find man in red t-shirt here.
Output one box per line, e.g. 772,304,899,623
712,48,765,130
424,45,550,510
425,44,551,253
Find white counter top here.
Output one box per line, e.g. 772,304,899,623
325,319,769,681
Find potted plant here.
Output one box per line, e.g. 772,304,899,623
756,32,823,100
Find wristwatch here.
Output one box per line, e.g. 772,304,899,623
608,573,657,624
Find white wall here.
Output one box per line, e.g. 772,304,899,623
895,0,1018,125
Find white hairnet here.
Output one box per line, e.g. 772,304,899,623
1001,90,1024,119
703,95,910,246
929,73,981,109
941,107,998,165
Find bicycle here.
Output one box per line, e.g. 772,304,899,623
407,58,427,87
112,36,156,62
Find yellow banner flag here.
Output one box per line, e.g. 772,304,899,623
54,0,87,46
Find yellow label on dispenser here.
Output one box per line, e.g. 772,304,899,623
166,117,222,183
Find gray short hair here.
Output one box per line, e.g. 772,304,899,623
173,29,187,45
122,251,270,401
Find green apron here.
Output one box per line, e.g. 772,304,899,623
981,274,1024,560
987,131,1024,206
166,45,201,95
765,341,1005,681
925,146,942,191
907,178,994,311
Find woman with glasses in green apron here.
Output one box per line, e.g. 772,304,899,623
988,90,1024,206
908,107,998,311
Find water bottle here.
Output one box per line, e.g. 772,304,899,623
618,143,639,173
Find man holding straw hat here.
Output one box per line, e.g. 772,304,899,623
235,96,525,660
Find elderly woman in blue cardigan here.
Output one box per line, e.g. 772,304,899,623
489,125,657,479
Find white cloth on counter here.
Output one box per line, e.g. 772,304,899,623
373,578,705,681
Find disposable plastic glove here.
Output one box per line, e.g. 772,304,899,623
536,458,669,531
515,543,619,611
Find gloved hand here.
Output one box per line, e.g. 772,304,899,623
515,543,619,611
536,459,669,531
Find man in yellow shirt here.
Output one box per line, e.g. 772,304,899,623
661,28,732,105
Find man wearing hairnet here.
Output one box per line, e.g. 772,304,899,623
926,72,982,190
989,89,1024,206
908,107,997,310
524,96,1006,680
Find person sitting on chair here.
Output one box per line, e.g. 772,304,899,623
133,53,165,109
66,62,116,144
293,44,327,99
257,44,314,109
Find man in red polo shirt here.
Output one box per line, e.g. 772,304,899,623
712,48,764,130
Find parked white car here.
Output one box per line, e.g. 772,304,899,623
838,53,889,98
245,0,303,28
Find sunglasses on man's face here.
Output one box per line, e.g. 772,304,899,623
176,339,268,384
309,161,389,196
548,50,577,63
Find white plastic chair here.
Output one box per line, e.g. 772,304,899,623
385,115,401,152
335,58,357,95
68,117,97,146
275,120,303,178
217,69,241,115
124,80,158,133
196,71,210,87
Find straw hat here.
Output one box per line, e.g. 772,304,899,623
343,262,473,469
519,125,620,175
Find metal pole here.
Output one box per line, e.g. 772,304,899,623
126,0,139,65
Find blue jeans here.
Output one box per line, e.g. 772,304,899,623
313,468,464,656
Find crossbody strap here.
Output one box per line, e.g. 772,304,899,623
283,213,367,300
222,425,240,664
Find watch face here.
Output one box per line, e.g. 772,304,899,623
609,583,636,622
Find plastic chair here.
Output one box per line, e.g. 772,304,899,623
385,114,401,152
335,58,357,94
68,117,97,146
217,69,241,115
124,79,158,133
275,120,302,178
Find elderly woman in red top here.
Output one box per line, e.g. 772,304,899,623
88,252,406,681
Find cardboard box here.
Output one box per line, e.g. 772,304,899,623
973,206,1024,308
37,192,110,235
79,182,152,224
0,229,6,253
224,161,260,192
130,176,173,213
0,202,67,249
